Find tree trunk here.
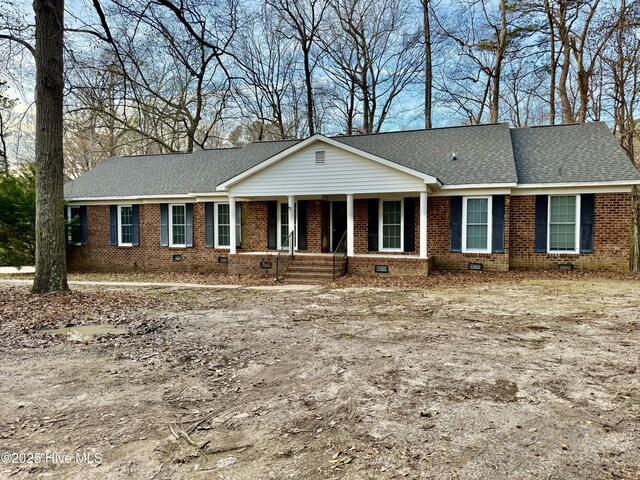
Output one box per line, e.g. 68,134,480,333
544,0,556,124
32,0,68,294
0,115,8,174
303,47,315,136
422,0,432,129
488,0,507,124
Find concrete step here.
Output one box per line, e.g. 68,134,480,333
285,271,335,279
282,277,333,285
289,259,335,266
287,266,335,274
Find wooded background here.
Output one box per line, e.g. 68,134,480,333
1,0,638,176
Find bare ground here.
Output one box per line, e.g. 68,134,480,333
0,275,639,479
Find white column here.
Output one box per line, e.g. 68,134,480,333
419,191,428,259
288,195,295,254
229,196,237,254
346,194,354,257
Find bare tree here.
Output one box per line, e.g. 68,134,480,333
433,0,534,124
266,0,328,136
31,0,68,293
234,6,302,140
323,0,422,134
0,81,18,173
421,0,433,128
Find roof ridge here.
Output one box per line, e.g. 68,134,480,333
511,121,603,130
331,123,507,139
117,146,242,159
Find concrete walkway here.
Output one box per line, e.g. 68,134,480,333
0,278,320,291
0,267,35,274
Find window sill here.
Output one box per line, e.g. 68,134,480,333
547,251,579,255
379,248,403,253
117,244,134,248
462,250,491,255
168,245,187,249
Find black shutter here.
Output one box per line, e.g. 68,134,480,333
297,200,308,250
205,202,214,248
534,195,548,253
491,195,505,254
109,205,117,246
132,205,140,246
403,197,416,252
367,198,379,251
185,203,194,247
79,206,88,245
580,194,595,253
160,204,169,246
267,201,277,250
236,203,242,248
450,196,462,253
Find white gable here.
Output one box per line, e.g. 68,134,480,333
228,141,426,196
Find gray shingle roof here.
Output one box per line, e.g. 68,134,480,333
64,140,299,198
334,123,517,185
64,122,639,199
511,122,640,184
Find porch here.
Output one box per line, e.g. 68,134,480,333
225,194,432,280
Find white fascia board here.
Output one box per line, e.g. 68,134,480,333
429,186,512,197
514,180,640,188
439,183,518,190
216,134,441,191
66,192,229,205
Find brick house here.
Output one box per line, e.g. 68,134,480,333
64,122,640,280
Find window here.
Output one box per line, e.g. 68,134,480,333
170,204,186,247
118,205,133,246
214,203,241,249
216,203,231,247
462,197,491,253
67,207,82,244
548,195,580,253
380,200,403,251
277,202,297,249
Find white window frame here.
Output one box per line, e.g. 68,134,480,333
117,205,133,247
547,194,581,254
378,199,404,252
67,206,82,245
214,202,242,249
169,203,187,248
277,201,297,250
462,196,492,254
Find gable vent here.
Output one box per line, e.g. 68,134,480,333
315,151,325,164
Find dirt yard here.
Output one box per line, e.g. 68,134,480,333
0,274,639,479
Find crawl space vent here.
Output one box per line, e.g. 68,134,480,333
315,151,325,164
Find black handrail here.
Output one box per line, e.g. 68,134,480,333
275,230,295,282
332,231,348,281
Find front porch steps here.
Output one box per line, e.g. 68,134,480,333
282,255,339,284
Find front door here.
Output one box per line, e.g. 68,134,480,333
331,201,347,252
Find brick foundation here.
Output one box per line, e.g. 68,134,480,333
347,256,432,276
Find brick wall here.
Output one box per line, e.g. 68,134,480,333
228,253,290,277
427,196,510,272
509,193,631,271
68,203,233,273
305,200,327,253
353,198,420,255
241,201,268,252
68,193,633,274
